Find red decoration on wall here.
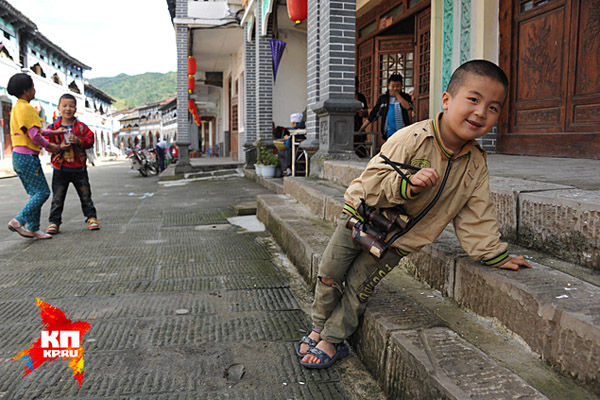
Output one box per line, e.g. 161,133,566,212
188,98,195,110
188,76,195,93
287,0,307,24
188,56,197,76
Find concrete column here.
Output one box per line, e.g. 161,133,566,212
174,0,192,172
255,0,274,146
309,0,362,177
243,23,257,165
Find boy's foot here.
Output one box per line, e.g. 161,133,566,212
31,230,52,240
300,340,349,369
297,330,321,357
87,218,100,230
8,219,34,238
46,224,60,234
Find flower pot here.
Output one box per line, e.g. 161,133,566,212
262,165,276,178
255,164,263,176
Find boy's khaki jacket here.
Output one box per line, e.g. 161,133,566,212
344,113,509,267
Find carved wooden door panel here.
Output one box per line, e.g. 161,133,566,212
498,0,600,158
2,102,11,158
510,0,569,134
230,97,239,161
413,8,430,123
566,0,600,133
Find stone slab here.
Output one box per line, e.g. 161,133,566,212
454,256,600,383
384,327,547,399
519,189,600,270
489,176,573,242
228,201,257,215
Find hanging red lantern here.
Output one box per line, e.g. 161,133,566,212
287,0,307,24
188,98,195,110
188,56,197,76
188,76,195,93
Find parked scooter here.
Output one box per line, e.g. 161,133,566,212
127,148,159,177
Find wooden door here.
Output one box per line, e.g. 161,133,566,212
413,8,430,122
358,38,375,111
230,96,239,160
498,0,600,159
2,102,11,157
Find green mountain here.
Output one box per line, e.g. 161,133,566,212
89,72,176,111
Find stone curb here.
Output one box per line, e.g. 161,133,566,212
276,173,600,384
256,192,550,399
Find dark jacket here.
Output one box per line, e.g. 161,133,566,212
367,91,412,139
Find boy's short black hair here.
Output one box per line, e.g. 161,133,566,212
447,60,509,101
389,74,403,84
7,73,33,97
59,93,77,105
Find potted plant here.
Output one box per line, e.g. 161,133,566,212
261,151,280,178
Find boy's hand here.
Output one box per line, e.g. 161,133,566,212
60,142,72,150
408,168,439,194
496,255,532,271
46,143,60,153
68,135,80,145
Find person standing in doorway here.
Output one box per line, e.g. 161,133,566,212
357,73,413,141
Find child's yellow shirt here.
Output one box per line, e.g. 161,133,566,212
10,99,43,152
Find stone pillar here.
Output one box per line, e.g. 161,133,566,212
243,23,257,165
309,0,362,178
255,0,274,146
174,0,192,173
300,0,321,152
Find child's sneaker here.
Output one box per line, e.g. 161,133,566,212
87,218,100,230
46,224,60,234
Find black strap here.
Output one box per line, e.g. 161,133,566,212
380,154,421,186
384,158,454,247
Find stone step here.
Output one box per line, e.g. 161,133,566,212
256,193,598,400
277,174,600,386
323,159,600,272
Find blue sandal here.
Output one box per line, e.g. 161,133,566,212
296,335,319,357
300,342,349,369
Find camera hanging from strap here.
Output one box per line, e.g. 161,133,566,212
348,154,455,258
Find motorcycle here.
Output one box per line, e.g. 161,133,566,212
127,148,159,177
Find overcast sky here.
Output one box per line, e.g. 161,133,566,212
13,0,177,78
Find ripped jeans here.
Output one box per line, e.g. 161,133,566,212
311,215,402,344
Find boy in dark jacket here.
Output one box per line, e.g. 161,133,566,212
46,94,99,234
358,73,413,140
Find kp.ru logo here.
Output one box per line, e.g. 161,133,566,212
13,298,91,387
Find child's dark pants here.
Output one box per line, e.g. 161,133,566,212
49,169,97,226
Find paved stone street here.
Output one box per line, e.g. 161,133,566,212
0,161,381,400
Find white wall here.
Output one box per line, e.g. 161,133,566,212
272,29,307,128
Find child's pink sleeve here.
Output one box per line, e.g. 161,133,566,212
27,126,50,148
41,128,54,136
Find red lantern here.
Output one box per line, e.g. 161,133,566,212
287,0,307,24
188,56,197,76
188,76,195,93
188,98,195,110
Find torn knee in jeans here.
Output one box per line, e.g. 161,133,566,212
318,276,343,294
319,277,334,286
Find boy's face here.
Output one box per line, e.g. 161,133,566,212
58,98,77,120
388,81,403,95
441,74,506,142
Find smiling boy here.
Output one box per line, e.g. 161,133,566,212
46,94,99,234
297,60,531,369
